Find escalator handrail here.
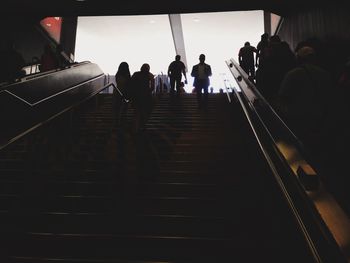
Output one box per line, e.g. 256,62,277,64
0,74,104,107
0,80,128,152
22,61,92,81
0,61,92,89
226,58,349,262
228,59,329,174
229,60,304,145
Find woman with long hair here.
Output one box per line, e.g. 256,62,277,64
115,62,131,125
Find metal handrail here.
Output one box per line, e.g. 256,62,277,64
228,59,307,150
226,58,349,262
229,67,323,262
0,61,92,89
0,74,105,107
221,76,232,103
23,61,91,81
0,80,128,151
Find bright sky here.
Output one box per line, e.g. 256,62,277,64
75,11,264,93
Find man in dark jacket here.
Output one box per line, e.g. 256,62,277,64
191,54,212,109
278,46,330,147
168,55,187,96
238,41,257,79
130,63,155,132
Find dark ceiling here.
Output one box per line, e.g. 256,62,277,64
0,0,336,18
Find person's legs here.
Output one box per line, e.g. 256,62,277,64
169,78,176,96
175,77,182,95
241,64,249,75
249,64,256,79
203,85,209,108
195,86,202,108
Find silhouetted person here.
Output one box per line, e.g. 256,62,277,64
178,81,186,93
115,62,131,125
257,35,293,107
278,46,331,151
255,33,269,88
155,75,163,94
191,54,212,109
130,63,155,133
256,33,269,69
0,41,25,83
163,83,168,93
280,41,296,69
40,44,59,72
238,41,257,79
320,57,350,214
276,40,297,92
167,55,187,96
115,61,131,99
155,73,170,94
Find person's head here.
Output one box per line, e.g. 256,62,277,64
281,41,294,55
140,63,150,73
296,37,322,56
175,55,181,61
117,61,130,77
281,41,291,50
270,35,281,44
296,46,316,64
244,41,250,47
199,54,205,63
261,33,269,41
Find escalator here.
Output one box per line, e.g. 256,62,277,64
226,58,350,262
0,61,106,149
0,60,347,262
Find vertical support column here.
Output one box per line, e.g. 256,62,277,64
60,16,78,62
168,14,188,71
264,11,271,36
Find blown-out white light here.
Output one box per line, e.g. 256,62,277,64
75,11,264,93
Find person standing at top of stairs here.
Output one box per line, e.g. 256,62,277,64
191,54,212,109
167,55,188,97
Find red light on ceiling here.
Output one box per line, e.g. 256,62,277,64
40,17,62,43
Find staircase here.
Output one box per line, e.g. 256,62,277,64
0,93,315,262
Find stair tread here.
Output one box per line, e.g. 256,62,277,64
0,94,314,262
